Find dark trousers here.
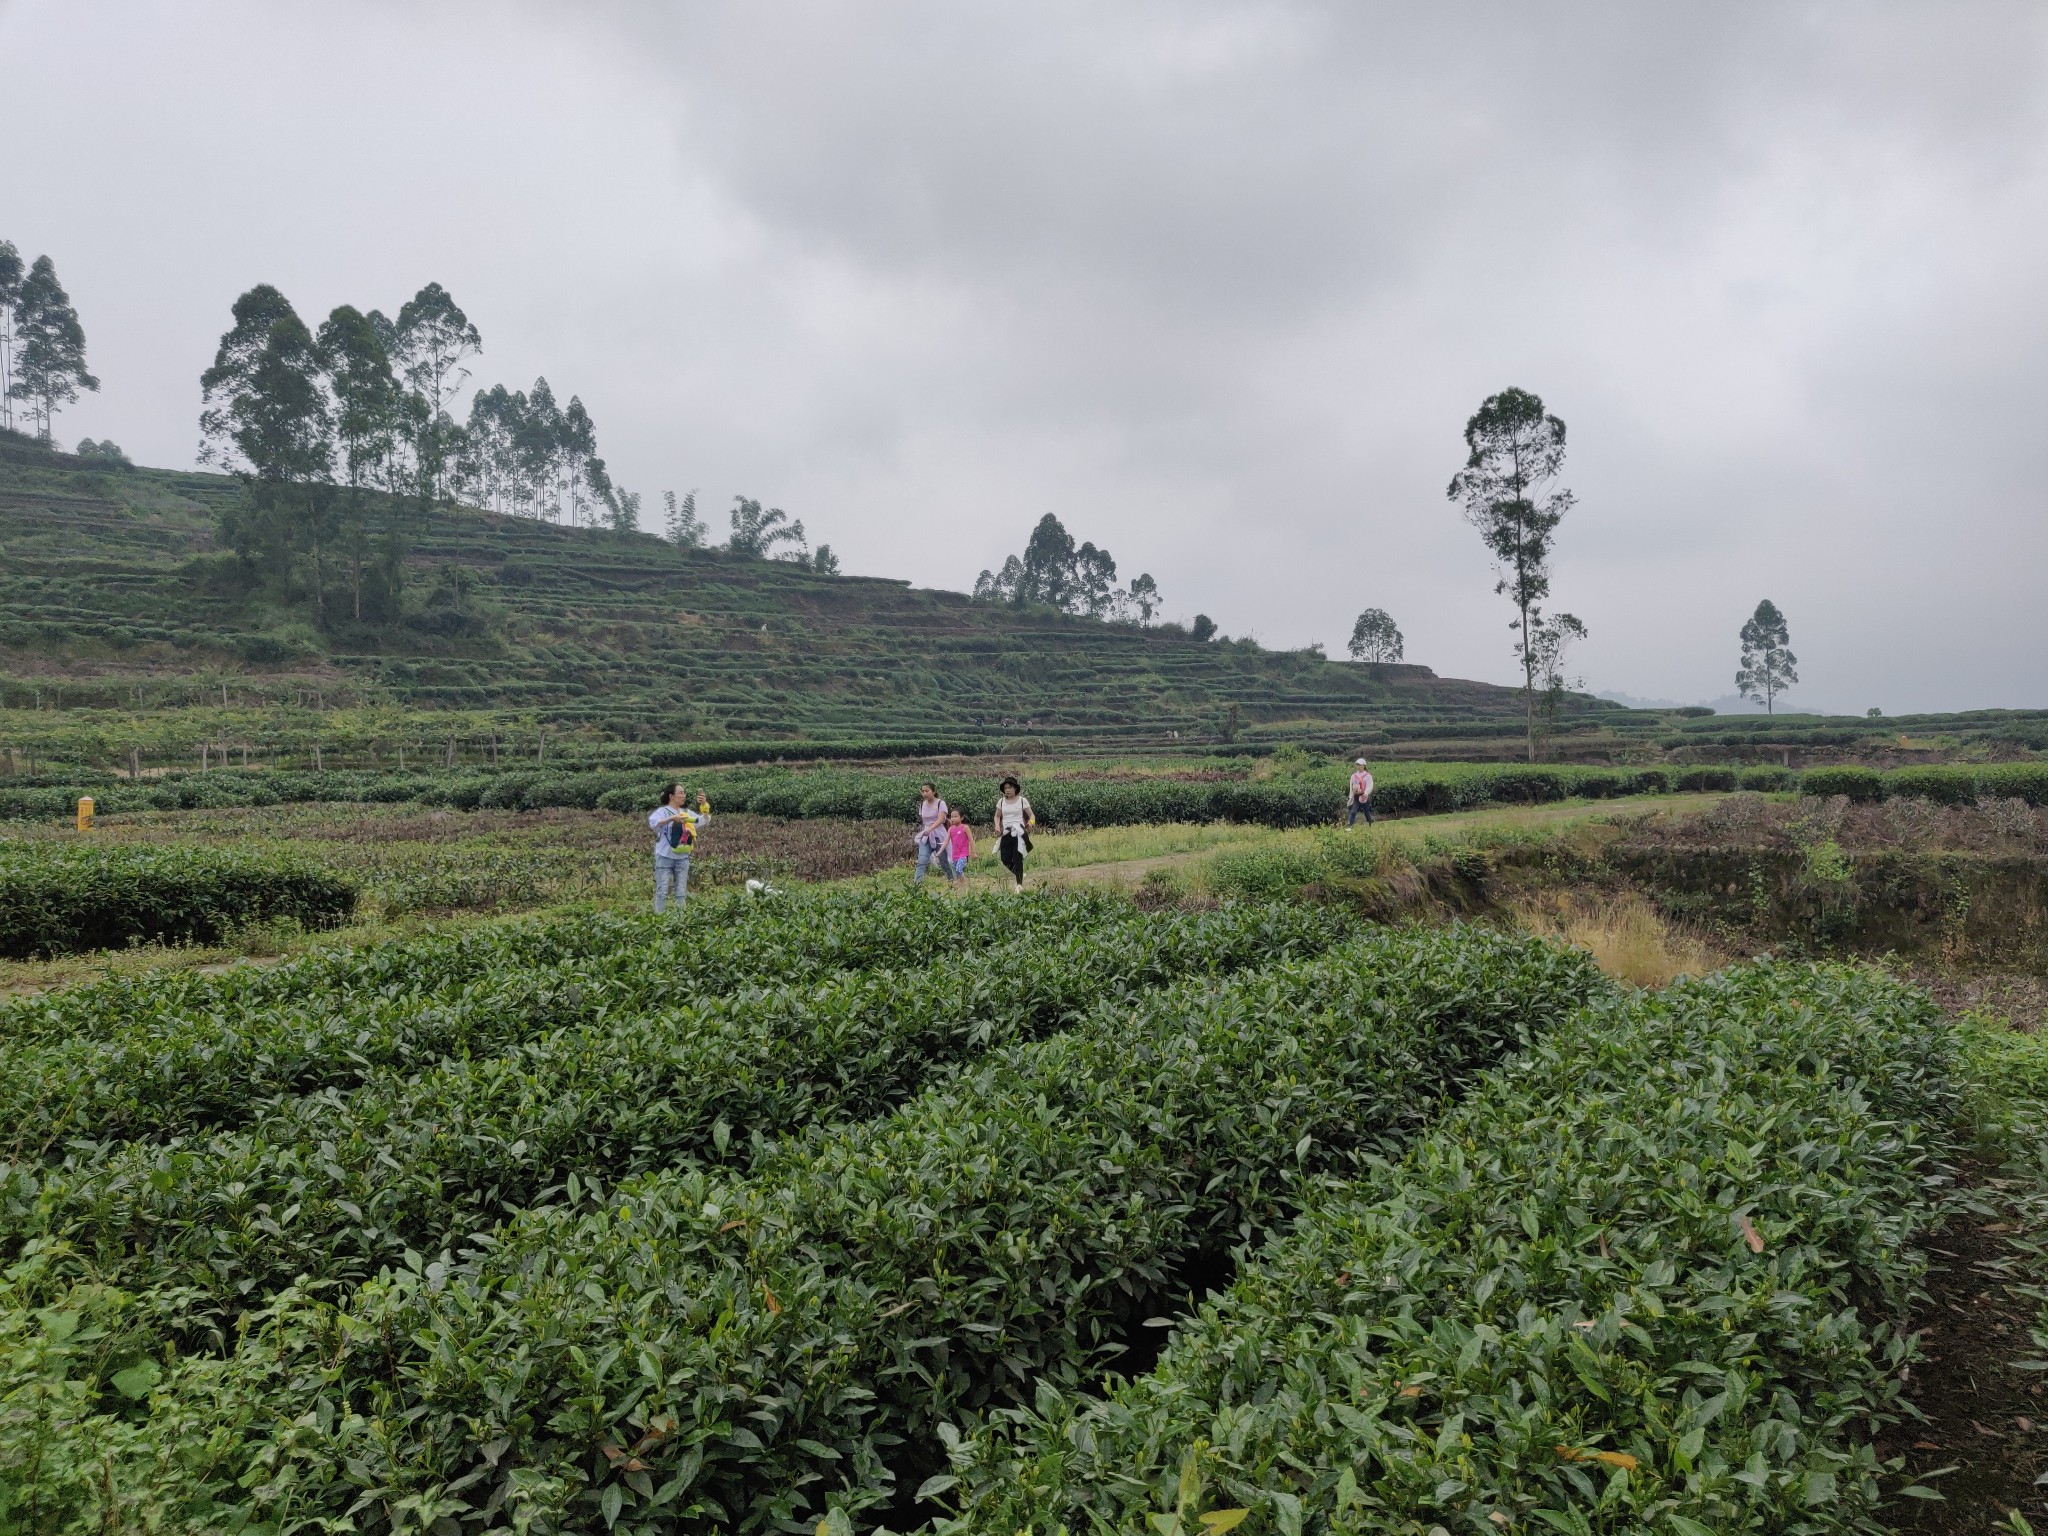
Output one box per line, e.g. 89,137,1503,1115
1347,798,1375,826
999,832,1026,884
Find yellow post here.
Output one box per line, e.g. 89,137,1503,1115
76,796,95,831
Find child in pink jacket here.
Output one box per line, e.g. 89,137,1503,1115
945,809,973,883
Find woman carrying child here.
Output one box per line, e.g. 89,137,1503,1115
992,776,1034,891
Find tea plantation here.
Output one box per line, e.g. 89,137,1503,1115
0,883,1976,1534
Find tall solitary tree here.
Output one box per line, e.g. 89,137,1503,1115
1736,599,1798,714
1446,386,1577,762
9,255,99,443
0,241,22,434
1347,607,1404,663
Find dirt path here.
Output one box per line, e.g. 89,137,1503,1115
1889,1175,2048,1533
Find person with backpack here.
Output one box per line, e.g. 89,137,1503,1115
992,776,1034,890
1346,757,1376,827
912,781,951,885
649,782,710,911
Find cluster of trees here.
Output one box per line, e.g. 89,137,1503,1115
974,514,1161,624
198,281,635,623
0,241,97,443
659,490,838,572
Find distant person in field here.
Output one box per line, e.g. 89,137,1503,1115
649,782,709,911
912,782,951,885
993,776,1035,890
1347,757,1376,827
945,807,972,883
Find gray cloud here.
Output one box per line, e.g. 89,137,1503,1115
4,0,2044,710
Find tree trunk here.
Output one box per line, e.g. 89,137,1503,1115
1521,597,1536,764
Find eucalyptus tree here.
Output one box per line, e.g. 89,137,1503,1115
1127,572,1161,624
0,241,22,433
1446,386,1577,761
1736,599,1798,714
388,282,480,501
8,254,98,443
1528,611,1588,734
1347,607,1403,663
316,305,402,620
199,284,334,606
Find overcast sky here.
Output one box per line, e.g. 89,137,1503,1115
5,1,2045,712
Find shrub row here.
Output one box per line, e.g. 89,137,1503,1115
0,889,1131,1147
5,758,2037,833
296,926,1604,1532
0,845,357,959
944,961,1955,1536
7,903,1348,1307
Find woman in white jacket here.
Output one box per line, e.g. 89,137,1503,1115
991,776,1034,891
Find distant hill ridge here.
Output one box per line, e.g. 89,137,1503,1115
4,432,2042,760
0,432,1601,752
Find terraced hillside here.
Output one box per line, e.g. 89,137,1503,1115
0,432,1634,752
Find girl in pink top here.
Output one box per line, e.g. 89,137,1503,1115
945,809,972,882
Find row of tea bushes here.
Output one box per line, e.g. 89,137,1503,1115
943,961,1955,1536
301,927,1603,1532
0,890,1141,1148
8,757,2041,832
7,905,1348,1306
0,844,356,959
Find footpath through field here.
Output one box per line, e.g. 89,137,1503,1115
1000,791,1735,891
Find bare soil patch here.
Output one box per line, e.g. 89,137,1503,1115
1889,1174,2048,1534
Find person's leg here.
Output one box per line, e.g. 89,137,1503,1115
653,856,671,913
1346,800,1359,827
675,855,692,904
1363,799,1374,825
914,838,934,884
999,833,1024,888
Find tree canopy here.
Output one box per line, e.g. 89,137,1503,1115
1447,386,1579,761
7,252,98,442
1347,607,1404,663
1736,598,1798,714
974,513,1160,624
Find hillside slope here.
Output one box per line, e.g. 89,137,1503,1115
0,434,1634,753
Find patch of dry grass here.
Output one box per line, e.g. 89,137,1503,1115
1517,892,1725,988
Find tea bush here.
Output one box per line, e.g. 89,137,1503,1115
0,844,356,958
7,904,1349,1304
308,925,1604,1531
0,890,1136,1145
944,961,1955,1536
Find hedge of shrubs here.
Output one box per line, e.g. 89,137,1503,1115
305,926,1603,1531
0,845,357,958
1,758,2042,830
943,960,1954,1535
9,903,1349,1308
